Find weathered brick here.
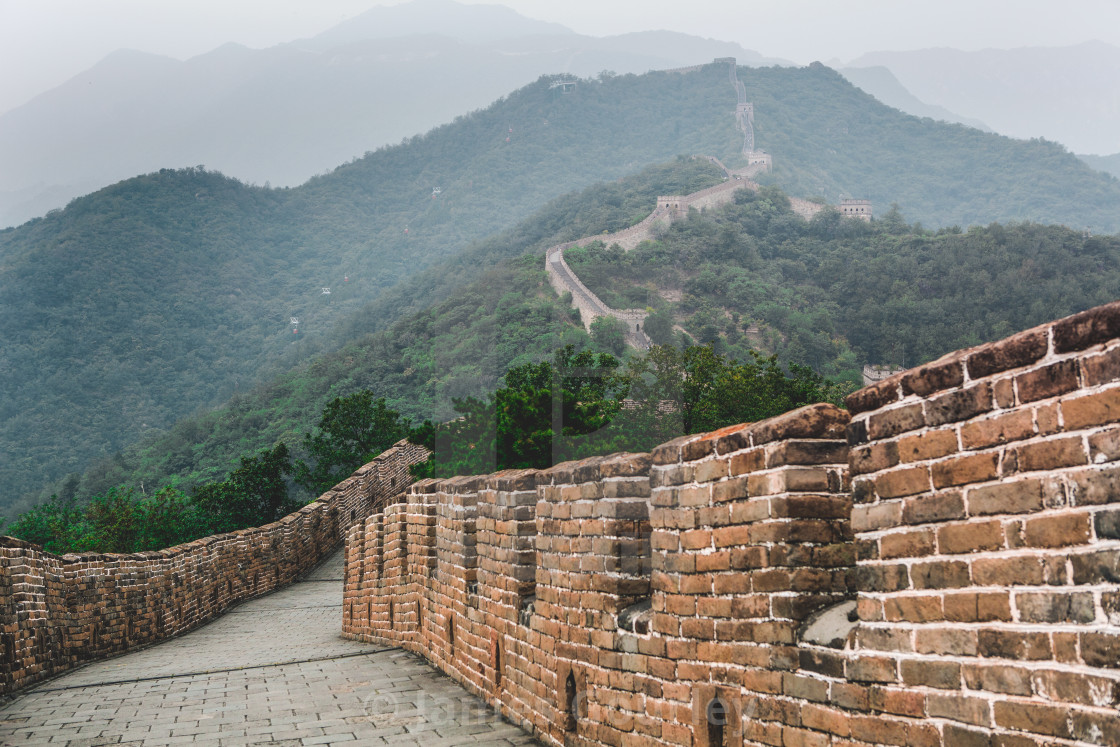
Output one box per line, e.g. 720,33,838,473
1088,428,1120,464
846,655,897,683
867,403,925,441
856,563,910,592
1015,359,1081,403
1022,512,1091,548
875,466,931,499
1009,436,1087,473
994,701,1072,739
972,556,1043,586
1052,301,1120,354
1080,632,1120,667
926,384,992,427
962,663,1034,696
926,693,991,726
910,560,970,589
978,630,1052,660
968,479,1043,516
1069,465,1120,506
728,449,764,476
1016,591,1096,623
937,520,1005,554
850,441,900,475
900,659,961,690
1070,548,1120,585
880,530,936,560
943,591,1011,622
941,725,993,747
967,327,1048,379
884,595,942,623
846,380,900,416
1062,387,1120,430
959,409,1034,450
931,452,998,489
901,491,965,525
897,429,958,463
1082,344,1120,387
852,501,903,532
914,627,978,656
902,359,965,397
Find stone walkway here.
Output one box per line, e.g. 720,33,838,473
0,551,537,746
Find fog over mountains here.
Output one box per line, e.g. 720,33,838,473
4,0,1119,228
843,41,1120,157
0,0,782,228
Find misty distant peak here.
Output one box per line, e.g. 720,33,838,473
304,0,574,49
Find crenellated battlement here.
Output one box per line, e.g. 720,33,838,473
341,300,1120,746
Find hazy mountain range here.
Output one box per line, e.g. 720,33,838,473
844,41,1120,157
6,0,1120,230
0,0,783,228
5,54,1120,513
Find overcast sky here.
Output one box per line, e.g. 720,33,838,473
2,0,1118,115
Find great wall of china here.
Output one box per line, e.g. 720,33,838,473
0,440,428,695
4,58,1118,746
4,301,1120,744
342,300,1120,746
546,59,869,350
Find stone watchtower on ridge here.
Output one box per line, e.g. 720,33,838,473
840,198,872,221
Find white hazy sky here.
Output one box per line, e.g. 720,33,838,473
2,0,1118,114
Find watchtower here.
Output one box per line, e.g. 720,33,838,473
840,198,872,222
657,196,687,218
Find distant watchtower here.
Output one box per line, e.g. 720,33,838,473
549,77,577,94
840,199,872,222
657,195,687,218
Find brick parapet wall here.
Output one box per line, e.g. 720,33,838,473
342,404,855,746
343,300,1120,745
838,300,1120,746
1,438,427,696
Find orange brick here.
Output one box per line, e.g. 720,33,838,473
959,409,1034,450
931,452,998,489
898,429,958,462
1062,387,1120,430
875,466,931,499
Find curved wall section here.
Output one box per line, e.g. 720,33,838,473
343,301,1120,746
0,439,427,695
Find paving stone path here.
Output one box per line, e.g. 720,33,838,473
0,551,537,746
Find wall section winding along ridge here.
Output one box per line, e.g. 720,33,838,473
0,439,428,696
343,301,1120,746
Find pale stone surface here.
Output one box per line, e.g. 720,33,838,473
0,551,536,746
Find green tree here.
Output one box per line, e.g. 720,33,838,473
294,392,409,495
414,346,626,477
643,308,675,346
195,443,294,534
590,315,628,355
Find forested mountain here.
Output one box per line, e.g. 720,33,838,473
568,188,1120,374
15,159,725,512
6,59,1120,516
0,68,743,513
1080,152,1120,179
29,172,1120,520
838,66,991,131
0,0,779,227
748,63,1120,232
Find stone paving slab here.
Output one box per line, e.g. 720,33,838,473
0,550,538,746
